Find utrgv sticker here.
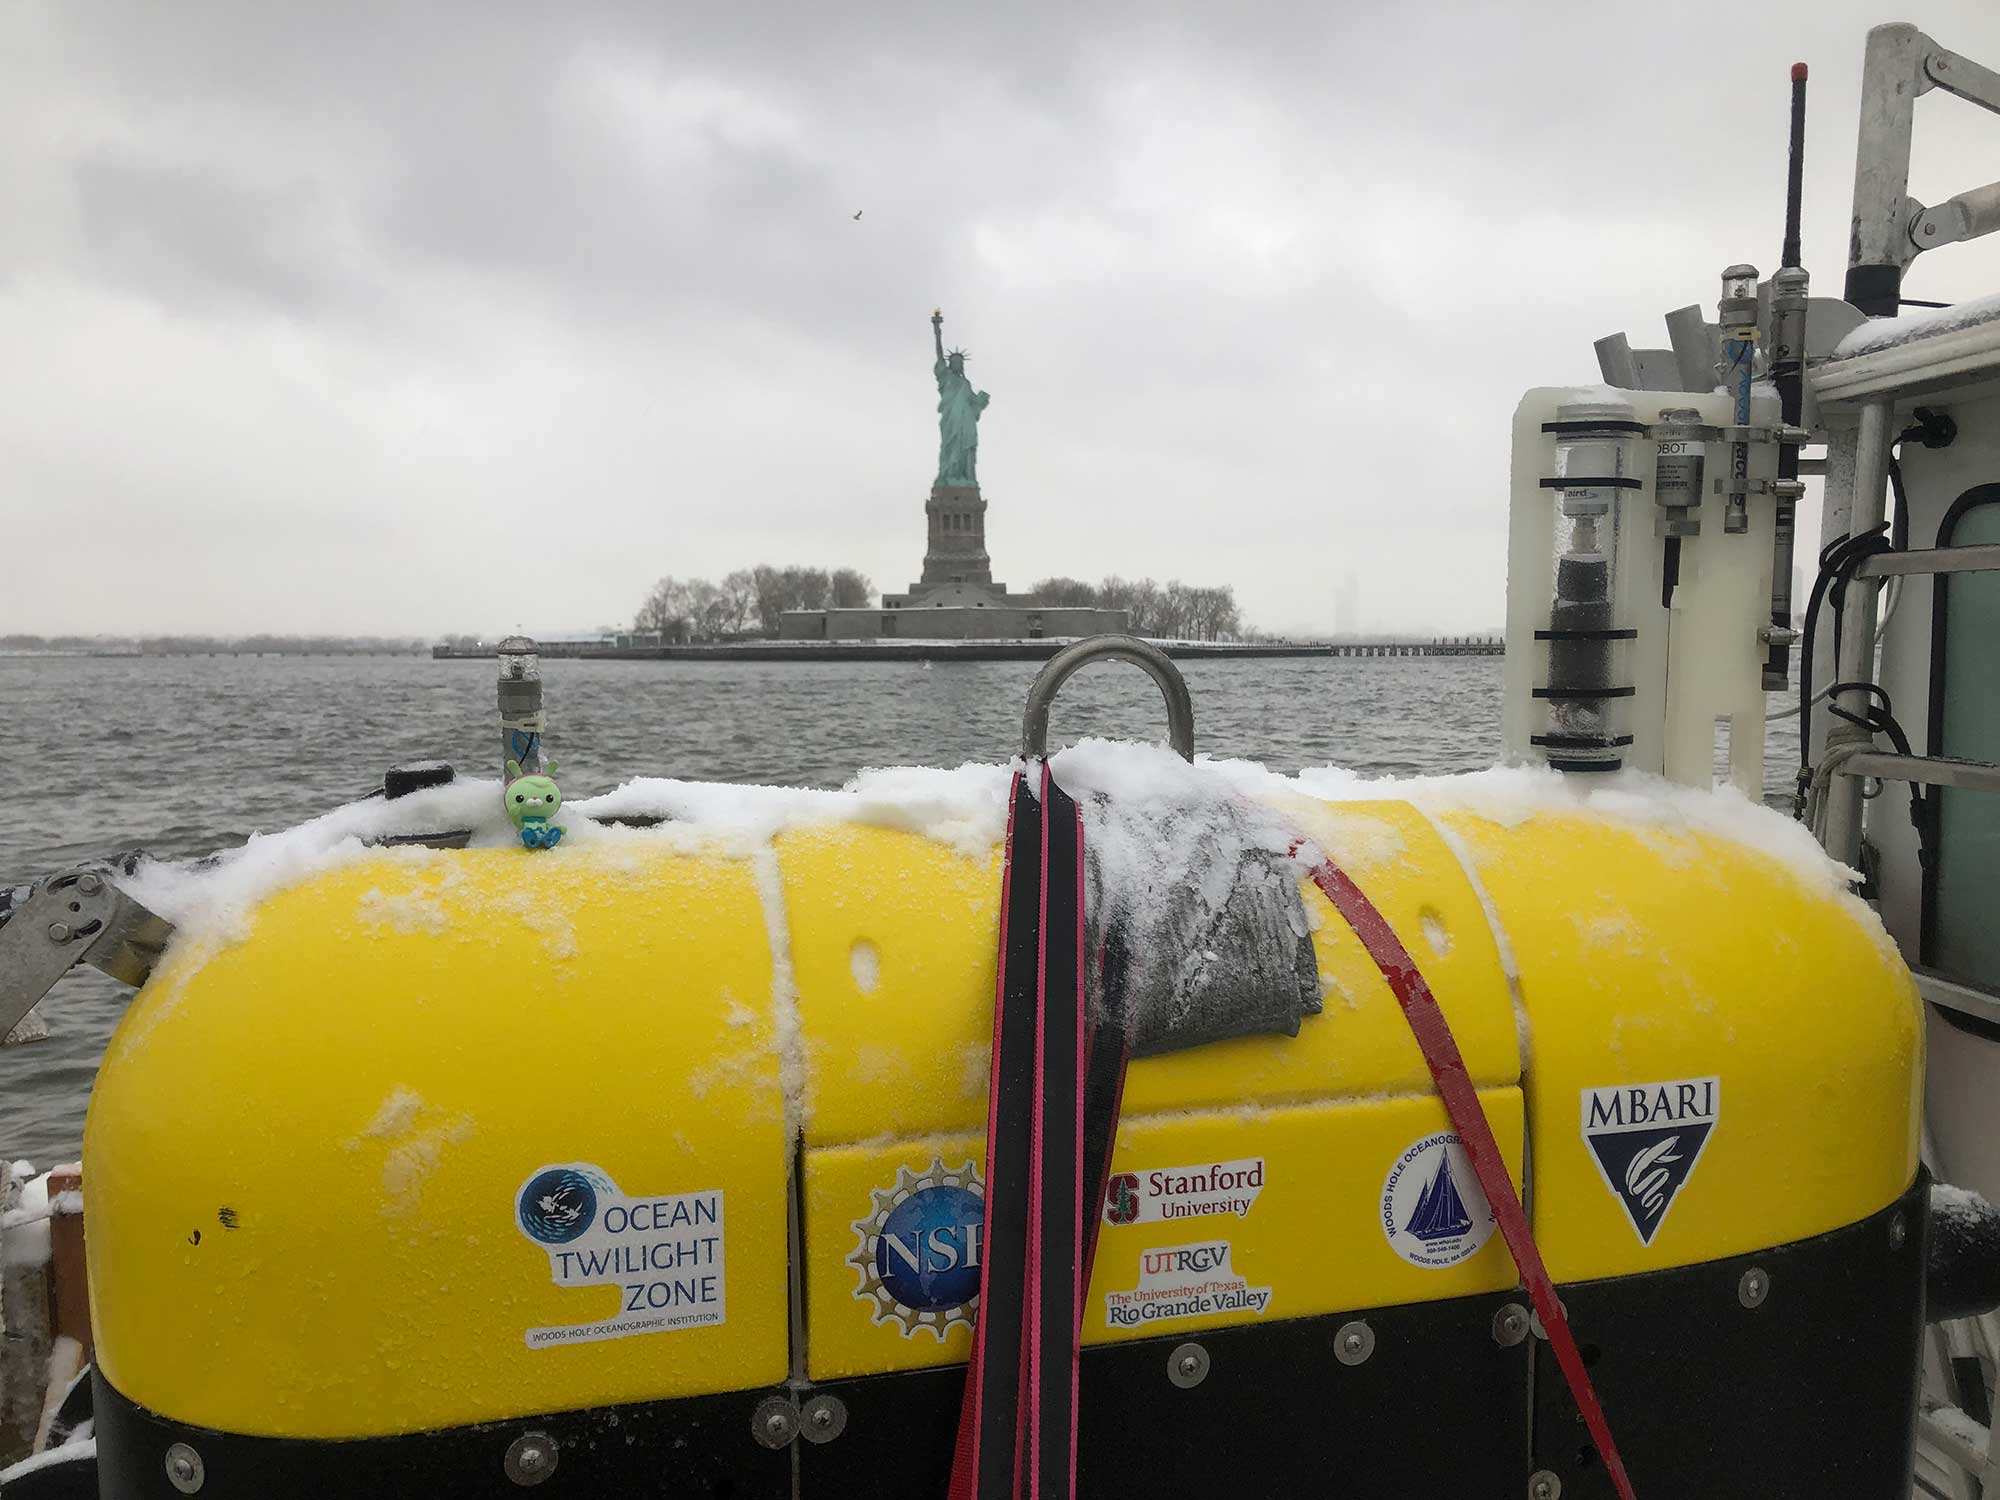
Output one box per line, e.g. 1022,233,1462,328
1581,1077,1718,1244
1102,1240,1272,1329
849,1158,985,1339
1380,1131,1496,1269
515,1164,725,1347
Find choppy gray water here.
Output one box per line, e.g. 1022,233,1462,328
0,653,1795,1163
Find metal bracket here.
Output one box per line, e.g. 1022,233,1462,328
1021,635,1195,761
0,870,173,1041
1856,542,2000,579
1835,750,2000,794
1849,26,2000,310
1910,180,2000,253
1925,44,2000,116
1712,476,1783,498
1644,420,1719,443
1913,967,2000,1029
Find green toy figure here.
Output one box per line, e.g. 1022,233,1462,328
505,759,563,849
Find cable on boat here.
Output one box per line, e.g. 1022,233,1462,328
1823,681,1930,858
1795,524,1896,814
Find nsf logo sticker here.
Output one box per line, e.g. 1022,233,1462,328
849,1158,985,1340
1380,1131,1497,1269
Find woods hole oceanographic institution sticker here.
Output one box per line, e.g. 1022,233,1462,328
1581,1076,1719,1244
515,1164,726,1347
1381,1131,1497,1269
850,1158,985,1339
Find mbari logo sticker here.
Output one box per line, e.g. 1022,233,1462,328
1580,1077,1719,1244
1381,1131,1496,1269
849,1158,985,1340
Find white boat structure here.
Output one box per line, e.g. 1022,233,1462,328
2,19,1999,1500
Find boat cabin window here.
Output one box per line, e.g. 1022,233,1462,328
1926,485,2000,993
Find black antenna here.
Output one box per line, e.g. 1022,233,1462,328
1781,62,1808,270
1766,62,1811,691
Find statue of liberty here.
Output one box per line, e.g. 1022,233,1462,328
931,309,990,488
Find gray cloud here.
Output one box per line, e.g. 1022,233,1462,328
71,150,369,317
6,0,2000,637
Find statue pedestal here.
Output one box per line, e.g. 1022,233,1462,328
920,484,994,587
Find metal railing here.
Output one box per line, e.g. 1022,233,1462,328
1855,543,2000,578
1848,23,2000,315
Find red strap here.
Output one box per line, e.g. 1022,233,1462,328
1296,845,1639,1500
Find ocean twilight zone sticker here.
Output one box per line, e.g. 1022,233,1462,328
515,1163,725,1347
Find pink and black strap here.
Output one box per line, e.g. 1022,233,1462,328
951,798,1637,1500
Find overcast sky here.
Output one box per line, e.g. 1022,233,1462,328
9,1,2000,638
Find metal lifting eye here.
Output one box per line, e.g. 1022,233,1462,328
1020,635,1195,761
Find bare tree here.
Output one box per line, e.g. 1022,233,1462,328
685,578,729,638
1032,576,1099,608
1097,575,1138,624
830,567,874,609
781,566,832,612
639,562,904,637
635,576,696,638
1098,575,1165,634
751,565,788,634
721,569,757,635
1186,585,1242,641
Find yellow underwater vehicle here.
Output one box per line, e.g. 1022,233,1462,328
7,18,2000,1499
0,630,1950,1499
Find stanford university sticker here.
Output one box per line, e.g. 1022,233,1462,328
1380,1131,1496,1268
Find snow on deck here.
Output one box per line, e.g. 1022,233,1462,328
115,743,1866,961
1830,291,2000,360
0,1163,77,1270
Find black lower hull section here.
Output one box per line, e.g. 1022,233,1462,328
1531,1174,1926,1498
65,1178,1924,1500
